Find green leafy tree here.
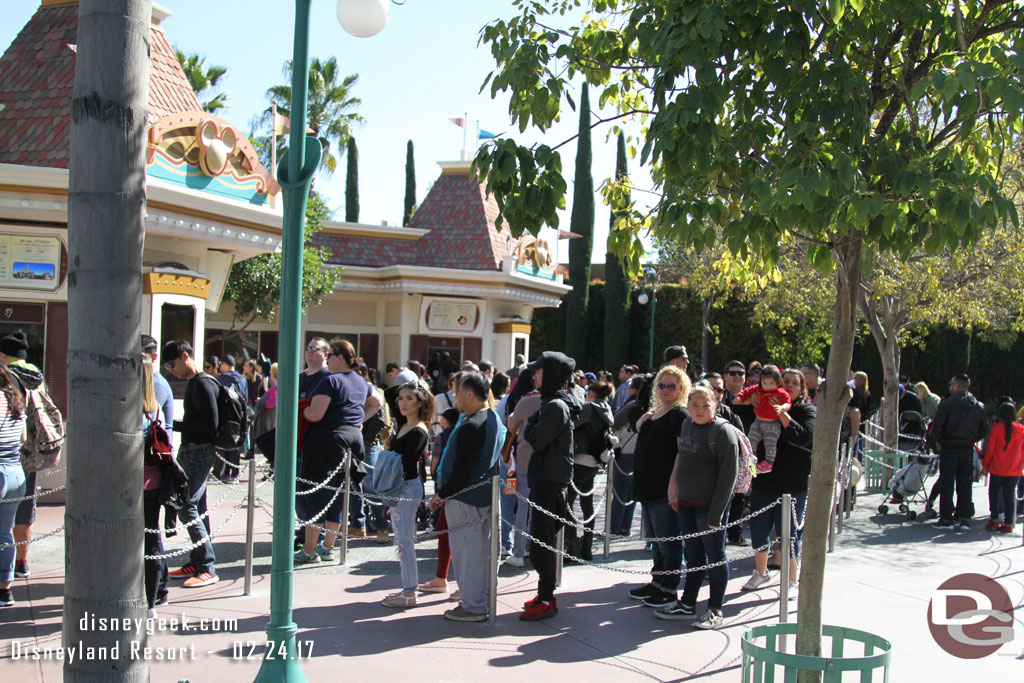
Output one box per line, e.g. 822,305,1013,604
260,56,363,175
404,140,417,225
175,49,227,113
473,1,1023,672
346,136,359,222
221,191,340,338
565,83,595,362
603,132,631,369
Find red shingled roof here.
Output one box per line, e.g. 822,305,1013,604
0,3,202,168
313,170,513,272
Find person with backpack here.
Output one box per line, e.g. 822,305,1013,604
520,351,581,621
294,339,378,564
214,355,248,485
741,368,816,598
503,369,542,567
161,340,220,588
981,400,1024,533
657,385,739,629
931,373,988,531
380,382,434,608
566,380,615,561
607,374,645,537
141,358,171,617
0,364,27,607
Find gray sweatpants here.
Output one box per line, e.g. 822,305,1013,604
445,499,491,615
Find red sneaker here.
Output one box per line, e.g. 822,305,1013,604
985,520,1001,531
520,597,557,621
998,523,1014,534
168,563,198,579
523,595,543,609
756,461,773,474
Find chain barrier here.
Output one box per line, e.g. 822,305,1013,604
611,456,632,477
791,504,806,532
38,466,66,477
567,488,608,526
144,500,248,561
2,484,66,503
143,484,238,535
293,460,348,497
0,523,65,550
568,476,599,498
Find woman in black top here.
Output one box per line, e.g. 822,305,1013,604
381,382,434,608
741,368,816,596
627,366,691,607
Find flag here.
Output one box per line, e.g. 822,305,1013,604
66,44,77,53
273,112,314,135
478,128,497,139
448,117,467,129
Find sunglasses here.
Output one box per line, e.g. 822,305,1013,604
306,345,327,352
657,382,677,390
725,370,745,376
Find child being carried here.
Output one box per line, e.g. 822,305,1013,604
733,364,791,474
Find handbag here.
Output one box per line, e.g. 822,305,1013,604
144,411,173,466
501,425,518,464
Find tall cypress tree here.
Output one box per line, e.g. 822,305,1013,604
345,136,359,222
604,132,631,370
564,83,594,364
403,140,416,225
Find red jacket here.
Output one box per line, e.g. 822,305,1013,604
982,421,1024,477
736,384,792,421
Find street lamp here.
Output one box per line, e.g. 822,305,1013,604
638,267,657,369
255,2,388,681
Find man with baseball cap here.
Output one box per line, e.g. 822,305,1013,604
663,346,689,372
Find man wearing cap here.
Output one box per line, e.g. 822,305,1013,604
897,373,922,416
506,353,527,380
663,346,690,373
0,330,47,580
161,339,220,588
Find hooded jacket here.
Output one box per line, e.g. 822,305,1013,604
523,352,582,489
573,399,614,459
932,390,987,453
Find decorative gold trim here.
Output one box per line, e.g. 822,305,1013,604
338,272,561,298
143,272,210,299
494,322,532,335
318,225,424,241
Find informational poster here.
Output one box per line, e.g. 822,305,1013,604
0,235,64,291
419,297,485,336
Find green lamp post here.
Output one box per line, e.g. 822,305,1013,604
637,267,657,370
255,1,388,681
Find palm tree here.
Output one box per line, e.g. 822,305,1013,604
175,49,228,113
260,56,363,175
67,0,149,680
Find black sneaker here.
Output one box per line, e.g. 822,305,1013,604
14,559,29,578
642,591,676,608
932,520,956,530
0,588,13,607
655,601,697,620
628,583,658,601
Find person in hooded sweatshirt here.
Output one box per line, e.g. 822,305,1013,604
566,380,615,561
520,351,581,621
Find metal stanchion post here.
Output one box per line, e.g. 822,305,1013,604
340,450,352,566
779,494,792,632
488,475,500,625
555,527,564,587
603,463,613,560
836,444,845,536
244,456,256,595
845,436,855,520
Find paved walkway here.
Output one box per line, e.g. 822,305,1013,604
2,472,1022,681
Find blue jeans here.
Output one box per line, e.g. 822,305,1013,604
641,497,682,593
608,453,637,536
511,471,532,558
989,475,1019,525
175,443,217,572
678,505,729,611
749,489,807,557
358,444,388,532
0,461,26,583
499,459,517,550
390,478,423,592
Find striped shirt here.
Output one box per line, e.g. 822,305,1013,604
0,391,26,465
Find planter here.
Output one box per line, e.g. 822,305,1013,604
861,450,906,494
741,623,892,682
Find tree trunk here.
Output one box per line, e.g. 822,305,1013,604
65,1,150,681
796,233,862,682
881,334,900,451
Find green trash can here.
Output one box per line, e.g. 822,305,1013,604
862,450,907,494
741,623,892,682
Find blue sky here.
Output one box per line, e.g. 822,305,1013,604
2,0,657,265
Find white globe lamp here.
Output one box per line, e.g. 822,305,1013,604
638,292,649,305
337,0,389,38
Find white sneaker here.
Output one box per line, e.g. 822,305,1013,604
505,555,525,567
147,608,157,620
693,609,724,629
787,582,798,601
741,569,772,591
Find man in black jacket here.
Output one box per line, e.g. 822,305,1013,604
521,351,580,621
931,373,987,531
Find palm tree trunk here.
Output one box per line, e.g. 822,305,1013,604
796,232,862,682
64,1,150,680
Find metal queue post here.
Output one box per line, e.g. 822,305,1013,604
778,493,792,651
603,460,614,559
340,449,352,566
488,475,500,625
244,455,257,595
555,528,564,587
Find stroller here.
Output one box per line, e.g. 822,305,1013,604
878,412,938,520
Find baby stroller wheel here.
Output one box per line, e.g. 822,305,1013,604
878,504,889,515
907,510,917,521
898,503,908,514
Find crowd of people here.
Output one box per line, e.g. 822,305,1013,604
4,332,1022,630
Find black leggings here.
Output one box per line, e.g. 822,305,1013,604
143,489,168,609
565,464,598,531
529,487,567,601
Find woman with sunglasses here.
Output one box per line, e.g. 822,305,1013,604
295,339,381,563
627,365,691,608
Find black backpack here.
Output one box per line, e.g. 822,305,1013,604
200,375,249,451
